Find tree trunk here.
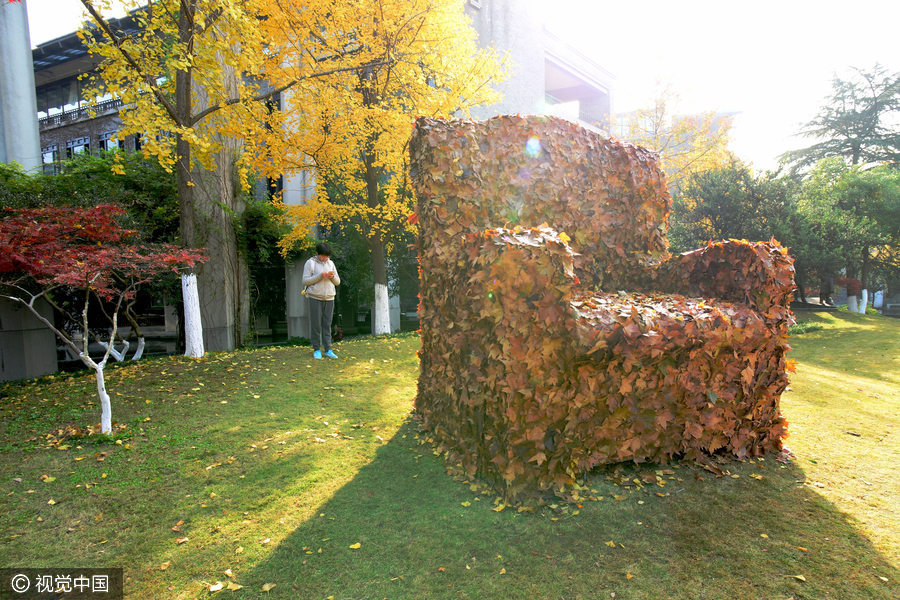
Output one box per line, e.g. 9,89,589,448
5,292,116,432
94,364,112,434
182,273,205,357
859,245,870,313
371,237,391,334
794,271,807,304
176,8,205,357
189,49,250,352
362,125,391,335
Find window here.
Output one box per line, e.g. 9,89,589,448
99,131,123,152
267,176,284,200
66,137,90,158
42,145,59,175
35,78,82,118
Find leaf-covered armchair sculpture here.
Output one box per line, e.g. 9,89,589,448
410,115,795,503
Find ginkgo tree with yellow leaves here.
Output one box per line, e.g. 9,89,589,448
78,0,396,353
610,82,733,195
249,0,507,334
78,0,267,356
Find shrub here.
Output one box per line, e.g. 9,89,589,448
835,277,862,296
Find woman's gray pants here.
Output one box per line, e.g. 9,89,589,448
308,298,334,351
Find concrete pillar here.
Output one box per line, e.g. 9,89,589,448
389,285,401,333
0,297,58,382
286,257,310,340
0,0,42,171
283,167,316,341
465,0,545,120
164,304,178,332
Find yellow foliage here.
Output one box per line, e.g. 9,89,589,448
81,0,505,261
609,82,733,195
80,0,273,181
246,0,507,254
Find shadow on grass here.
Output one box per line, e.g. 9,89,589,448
0,341,416,595
240,420,899,600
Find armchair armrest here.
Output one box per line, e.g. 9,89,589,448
655,239,795,327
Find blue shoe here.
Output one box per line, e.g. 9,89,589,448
313,350,322,360
324,350,338,359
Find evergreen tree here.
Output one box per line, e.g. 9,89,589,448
781,64,900,172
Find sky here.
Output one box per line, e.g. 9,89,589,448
24,0,900,172
544,0,899,171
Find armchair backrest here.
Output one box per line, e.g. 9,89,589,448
410,115,672,290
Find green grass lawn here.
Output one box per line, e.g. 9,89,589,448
1,316,898,599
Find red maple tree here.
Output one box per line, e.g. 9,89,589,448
0,204,206,433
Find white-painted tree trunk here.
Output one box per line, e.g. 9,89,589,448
94,363,112,434
4,291,117,433
859,289,868,313
182,273,205,357
132,337,145,360
97,340,129,362
373,282,391,335
847,296,859,313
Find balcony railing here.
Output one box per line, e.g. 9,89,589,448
544,93,605,130
38,97,124,129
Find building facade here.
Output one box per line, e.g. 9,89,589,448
465,0,614,133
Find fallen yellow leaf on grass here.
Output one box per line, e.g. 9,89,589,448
499,568,506,575
224,568,233,578
209,582,223,592
47,499,56,505
235,546,243,554
492,505,505,512
605,541,616,547
761,534,769,539
461,501,471,507
794,575,807,582
349,542,361,549
261,583,276,592
226,583,243,591
626,573,633,580
176,536,188,544
159,562,170,571
796,546,807,552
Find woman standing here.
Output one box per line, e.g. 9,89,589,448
303,242,341,359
